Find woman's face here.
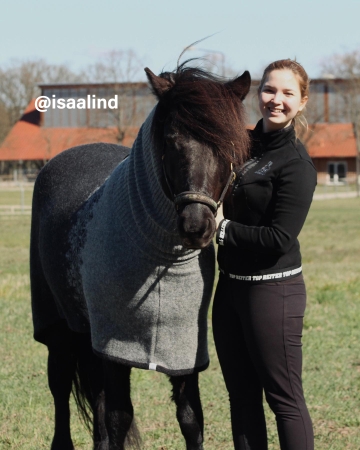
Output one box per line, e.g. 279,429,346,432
258,69,308,133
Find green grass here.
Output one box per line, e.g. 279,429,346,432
0,187,34,207
314,184,357,195
0,198,360,449
296,200,360,449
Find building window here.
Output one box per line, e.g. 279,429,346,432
327,161,347,184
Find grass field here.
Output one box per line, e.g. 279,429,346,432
314,183,357,195
0,186,34,207
0,194,359,449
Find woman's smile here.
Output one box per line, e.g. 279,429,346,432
259,69,308,132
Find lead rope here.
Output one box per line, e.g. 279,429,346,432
217,163,236,209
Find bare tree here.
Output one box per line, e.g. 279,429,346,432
197,52,237,78
83,49,145,83
83,49,153,144
0,59,83,143
0,100,10,144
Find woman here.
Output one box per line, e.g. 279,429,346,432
213,59,316,450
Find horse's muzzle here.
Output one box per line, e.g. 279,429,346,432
177,204,216,249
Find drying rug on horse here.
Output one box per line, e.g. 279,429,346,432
66,109,215,375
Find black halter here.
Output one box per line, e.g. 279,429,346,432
162,155,236,217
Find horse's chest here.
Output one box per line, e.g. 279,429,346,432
79,219,214,373
66,186,215,373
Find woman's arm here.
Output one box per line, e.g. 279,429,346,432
216,158,317,255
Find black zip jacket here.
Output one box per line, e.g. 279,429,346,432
216,119,317,281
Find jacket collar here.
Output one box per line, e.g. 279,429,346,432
251,119,295,151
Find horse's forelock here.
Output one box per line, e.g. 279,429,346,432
152,64,250,165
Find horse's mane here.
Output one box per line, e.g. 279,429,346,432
151,61,250,165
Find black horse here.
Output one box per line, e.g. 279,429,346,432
30,63,250,450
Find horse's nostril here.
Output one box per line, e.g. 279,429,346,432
180,217,210,235
178,206,216,248
184,221,207,234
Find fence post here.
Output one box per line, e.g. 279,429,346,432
20,184,25,214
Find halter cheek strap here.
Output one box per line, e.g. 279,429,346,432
162,155,236,216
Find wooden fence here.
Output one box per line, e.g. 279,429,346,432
0,205,32,215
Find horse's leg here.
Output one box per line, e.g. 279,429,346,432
170,373,204,450
103,360,141,450
93,389,107,449
47,343,76,450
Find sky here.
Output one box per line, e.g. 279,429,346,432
0,0,359,80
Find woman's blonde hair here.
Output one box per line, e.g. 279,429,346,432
258,59,310,138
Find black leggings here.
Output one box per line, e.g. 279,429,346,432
212,274,314,450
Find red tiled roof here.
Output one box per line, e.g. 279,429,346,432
305,123,357,158
0,101,358,161
0,100,138,161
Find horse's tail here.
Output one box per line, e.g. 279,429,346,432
71,335,142,449
71,334,103,434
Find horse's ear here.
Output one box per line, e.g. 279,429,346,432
145,68,173,99
226,70,251,101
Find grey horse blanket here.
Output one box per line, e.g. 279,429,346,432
66,109,215,375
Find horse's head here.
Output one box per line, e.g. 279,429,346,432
145,64,251,249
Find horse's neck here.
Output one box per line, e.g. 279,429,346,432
118,111,176,229
129,121,173,225
105,111,196,259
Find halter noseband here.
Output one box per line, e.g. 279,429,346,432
162,155,236,216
